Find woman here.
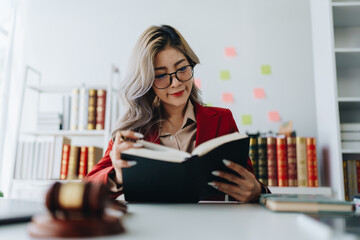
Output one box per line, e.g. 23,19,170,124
84,25,270,202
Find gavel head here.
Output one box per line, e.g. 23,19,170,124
46,182,108,219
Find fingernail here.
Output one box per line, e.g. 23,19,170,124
133,143,143,147
208,182,218,189
127,161,137,166
116,132,121,138
212,171,220,176
223,159,231,166
134,132,144,138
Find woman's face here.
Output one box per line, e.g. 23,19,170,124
152,46,193,110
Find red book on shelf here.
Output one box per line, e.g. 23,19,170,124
276,138,288,187
267,137,278,186
96,89,107,130
306,137,318,187
78,146,88,179
60,144,70,180
287,137,297,186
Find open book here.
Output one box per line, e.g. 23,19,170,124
121,132,250,203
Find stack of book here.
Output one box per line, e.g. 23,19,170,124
64,87,107,131
249,135,318,187
341,123,360,150
14,137,103,180
37,112,62,131
60,144,103,180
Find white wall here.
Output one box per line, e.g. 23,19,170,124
24,0,316,136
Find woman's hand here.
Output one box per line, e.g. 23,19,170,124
109,130,144,185
208,160,262,202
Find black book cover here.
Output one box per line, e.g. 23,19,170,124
121,136,250,203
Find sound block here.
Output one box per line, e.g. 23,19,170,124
28,213,125,238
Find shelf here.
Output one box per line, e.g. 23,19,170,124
333,4,360,27
26,84,115,93
335,48,360,53
21,130,106,136
342,149,360,153
332,2,360,7
338,97,360,102
268,187,332,196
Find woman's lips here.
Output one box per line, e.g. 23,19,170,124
170,90,185,97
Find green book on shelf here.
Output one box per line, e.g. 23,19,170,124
260,194,355,214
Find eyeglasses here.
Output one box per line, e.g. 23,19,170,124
153,65,194,89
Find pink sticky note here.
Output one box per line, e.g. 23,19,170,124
268,111,280,122
195,78,202,89
222,92,234,103
253,88,265,99
225,47,237,57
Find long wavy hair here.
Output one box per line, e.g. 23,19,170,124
112,25,203,140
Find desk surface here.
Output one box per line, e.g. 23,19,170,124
0,203,357,240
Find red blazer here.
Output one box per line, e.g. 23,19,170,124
84,103,269,199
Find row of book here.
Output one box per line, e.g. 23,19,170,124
249,136,318,187
60,144,103,180
61,88,107,131
341,123,360,149
343,159,360,201
14,136,102,180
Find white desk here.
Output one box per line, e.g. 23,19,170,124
0,203,356,240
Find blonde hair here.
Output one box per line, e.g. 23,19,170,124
112,25,202,140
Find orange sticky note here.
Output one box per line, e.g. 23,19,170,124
222,92,234,103
253,88,265,99
225,47,237,57
268,111,280,122
195,78,202,89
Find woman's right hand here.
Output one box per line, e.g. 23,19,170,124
109,130,144,185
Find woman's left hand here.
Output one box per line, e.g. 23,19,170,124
208,159,262,203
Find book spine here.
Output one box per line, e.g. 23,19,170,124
70,88,80,130
306,137,318,187
296,137,308,187
249,137,258,179
287,137,297,186
96,89,106,130
347,160,357,201
66,145,80,180
87,89,97,130
343,160,349,201
257,137,268,185
267,137,278,186
87,146,103,174
60,144,70,180
78,87,89,130
78,146,88,179
357,160,360,195
276,138,288,187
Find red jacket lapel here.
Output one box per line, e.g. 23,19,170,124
194,103,219,147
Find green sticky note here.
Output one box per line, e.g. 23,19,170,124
261,65,271,75
242,115,252,125
220,70,230,80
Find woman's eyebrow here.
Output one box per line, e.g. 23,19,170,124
155,59,187,71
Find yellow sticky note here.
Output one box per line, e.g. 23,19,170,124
222,92,234,103
253,88,266,99
268,111,280,122
225,47,237,57
242,115,252,125
220,70,230,80
261,65,271,75
194,78,202,89
204,102,213,107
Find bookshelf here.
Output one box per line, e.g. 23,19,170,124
9,65,120,201
311,0,360,200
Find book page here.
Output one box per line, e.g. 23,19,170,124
122,140,191,163
191,132,248,157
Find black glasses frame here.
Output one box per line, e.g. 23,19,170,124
153,65,194,89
